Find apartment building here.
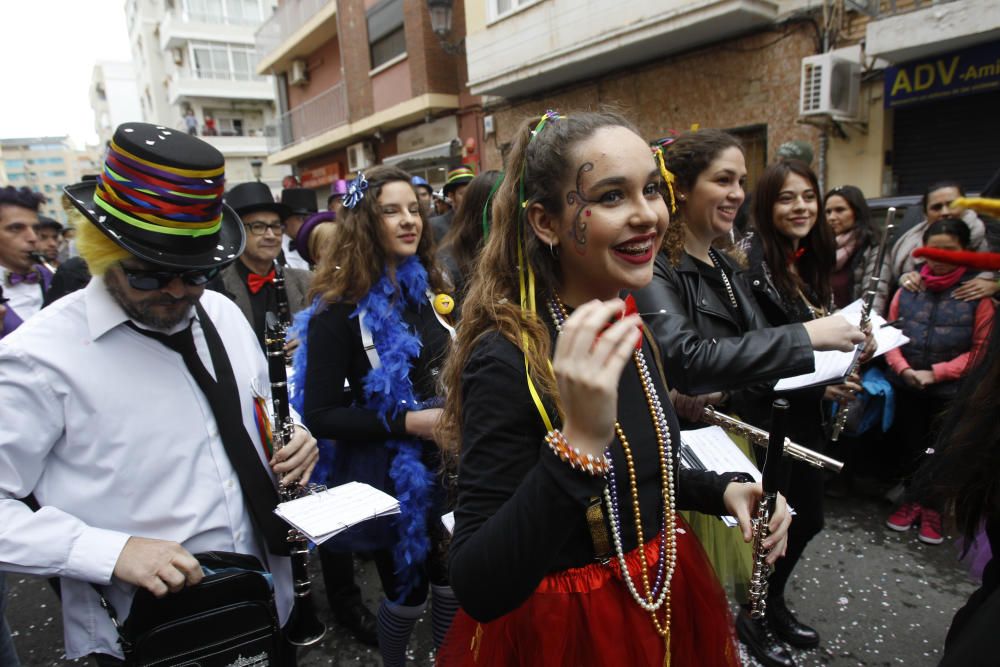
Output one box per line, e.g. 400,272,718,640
125,0,292,189
465,0,1000,199
1,138,102,224
91,61,145,148
255,0,481,205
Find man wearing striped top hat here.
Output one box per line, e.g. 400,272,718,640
428,165,475,244
0,122,318,664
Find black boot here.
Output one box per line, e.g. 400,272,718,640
333,598,378,646
736,608,795,667
766,597,820,649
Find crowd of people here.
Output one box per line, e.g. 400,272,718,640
0,114,997,667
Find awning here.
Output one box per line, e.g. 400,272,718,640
383,139,457,168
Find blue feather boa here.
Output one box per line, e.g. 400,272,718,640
291,257,435,600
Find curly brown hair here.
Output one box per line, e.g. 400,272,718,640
309,165,446,304
659,129,745,267
436,110,641,458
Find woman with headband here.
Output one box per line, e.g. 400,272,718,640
292,165,457,666
437,110,791,666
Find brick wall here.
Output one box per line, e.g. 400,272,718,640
338,0,375,121
286,36,343,110
480,25,822,173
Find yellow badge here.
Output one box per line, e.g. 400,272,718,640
433,293,455,315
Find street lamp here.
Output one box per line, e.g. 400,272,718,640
250,159,263,183
427,0,464,55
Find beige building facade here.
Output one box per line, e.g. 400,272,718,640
1,138,101,224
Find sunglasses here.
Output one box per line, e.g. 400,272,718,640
119,263,221,291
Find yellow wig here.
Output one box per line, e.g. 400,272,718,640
74,218,131,276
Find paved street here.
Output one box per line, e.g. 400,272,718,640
5,493,976,666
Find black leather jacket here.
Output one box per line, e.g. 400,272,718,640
632,250,814,397
741,234,831,443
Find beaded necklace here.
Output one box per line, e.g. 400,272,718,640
547,294,677,662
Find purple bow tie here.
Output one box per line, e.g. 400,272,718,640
7,271,40,286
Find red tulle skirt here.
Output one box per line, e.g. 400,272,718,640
437,515,740,667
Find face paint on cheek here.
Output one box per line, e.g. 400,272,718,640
564,162,594,255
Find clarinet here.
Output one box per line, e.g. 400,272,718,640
830,207,897,442
700,406,843,473
273,259,292,331
749,399,791,619
265,311,327,646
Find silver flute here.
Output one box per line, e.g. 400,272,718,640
830,207,896,441
749,399,790,618
701,406,844,473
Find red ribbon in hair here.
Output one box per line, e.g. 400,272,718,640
913,247,1000,271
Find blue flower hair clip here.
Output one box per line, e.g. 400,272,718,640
343,172,369,210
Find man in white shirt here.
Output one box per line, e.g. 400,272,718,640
0,123,318,664
0,186,52,325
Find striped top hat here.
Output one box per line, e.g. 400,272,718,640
443,165,475,196
63,122,244,270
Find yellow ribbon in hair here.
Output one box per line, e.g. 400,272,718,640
656,148,678,215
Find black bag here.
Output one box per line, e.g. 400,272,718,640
97,551,283,666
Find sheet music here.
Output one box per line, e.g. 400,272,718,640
681,426,761,527
774,303,910,391
275,482,400,544
838,299,910,358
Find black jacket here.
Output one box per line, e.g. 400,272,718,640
741,235,829,443
449,325,737,622
632,251,814,397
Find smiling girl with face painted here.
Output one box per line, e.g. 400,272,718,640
437,111,791,666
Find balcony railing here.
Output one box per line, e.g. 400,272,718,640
265,83,347,153
179,9,265,26
185,67,265,82
255,0,332,64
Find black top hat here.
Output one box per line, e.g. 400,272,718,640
226,182,291,220
280,188,318,216
63,122,245,270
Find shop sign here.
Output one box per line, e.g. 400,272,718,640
885,41,1000,108
300,163,341,188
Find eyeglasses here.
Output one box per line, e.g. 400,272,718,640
119,263,221,291
244,221,286,236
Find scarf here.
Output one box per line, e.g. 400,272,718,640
920,264,967,292
353,256,435,599
834,231,859,272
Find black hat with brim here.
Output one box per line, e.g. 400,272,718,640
280,187,318,216
63,122,245,270
226,182,292,220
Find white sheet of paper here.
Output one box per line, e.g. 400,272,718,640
275,481,400,544
441,511,455,535
774,302,910,391
838,298,910,358
681,426,761,527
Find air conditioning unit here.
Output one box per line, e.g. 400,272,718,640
347,141,376,172
799,53,861,120
290,59,309,86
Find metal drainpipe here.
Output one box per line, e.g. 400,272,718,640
818,131,828,193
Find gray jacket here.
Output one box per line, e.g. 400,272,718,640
218,263,312,327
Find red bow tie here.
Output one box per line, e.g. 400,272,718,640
247,269,275,294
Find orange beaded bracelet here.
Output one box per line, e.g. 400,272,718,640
545,429,610,477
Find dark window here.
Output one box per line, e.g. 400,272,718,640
367,0,405,70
